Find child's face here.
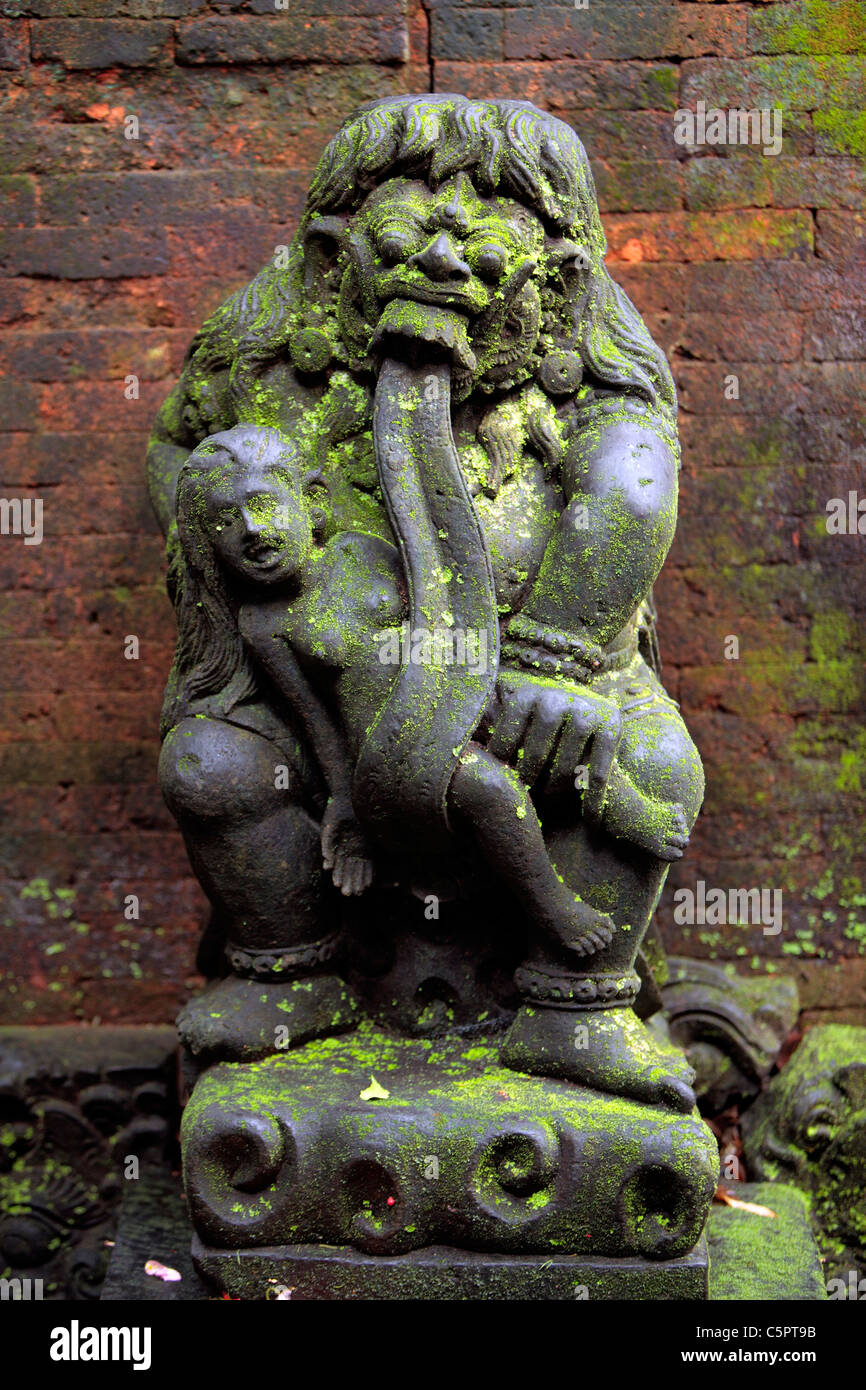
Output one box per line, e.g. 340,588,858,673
206,461,313,586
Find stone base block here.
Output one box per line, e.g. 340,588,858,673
192,1234,709,1301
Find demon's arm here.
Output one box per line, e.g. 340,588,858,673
520,401,679,650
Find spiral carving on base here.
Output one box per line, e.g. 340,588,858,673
470,1124,560,1222
183,1104,295,1242
617,1161,715,1260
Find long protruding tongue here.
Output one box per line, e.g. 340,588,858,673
353,329,498,856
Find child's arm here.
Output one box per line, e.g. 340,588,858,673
238,602,373,897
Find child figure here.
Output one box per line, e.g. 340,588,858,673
172,425,683,958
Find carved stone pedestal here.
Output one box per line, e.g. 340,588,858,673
181,1025,717,1300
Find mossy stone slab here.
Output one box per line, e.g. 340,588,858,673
707,1183,827,1301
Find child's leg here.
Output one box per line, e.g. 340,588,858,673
448,744,615,956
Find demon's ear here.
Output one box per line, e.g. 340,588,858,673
835,1063,866,1111
289,218,348,376
301,468,328,496
301,468,330,537
544,236,591,292
302,216,348,296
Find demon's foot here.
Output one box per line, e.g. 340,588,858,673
177,973,359,1065
501,1003,697,1112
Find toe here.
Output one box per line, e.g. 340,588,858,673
658,1075,697,1112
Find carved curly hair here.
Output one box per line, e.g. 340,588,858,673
174,95,676,446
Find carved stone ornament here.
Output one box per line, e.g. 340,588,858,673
742,1024,866,1282
662,957,799,1112
0,1028,175,1300
147,95,717,1297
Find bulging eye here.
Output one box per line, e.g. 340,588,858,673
380,235,406,265
470,242,507,282
799,1103,839,1153
376,225,416,265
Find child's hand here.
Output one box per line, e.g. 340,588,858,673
320,798,374,896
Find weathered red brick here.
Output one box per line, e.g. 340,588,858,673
813,113,866,158
613,264,687,316
765,259,866,311
594,160,684,213
572,111,685,163
0,72,429,175
32,18,173,68
0,586,172,641
433,58,681,111
0,377,40,431
815,209,866,263
0,738,160,782
0,174,35,225
176,14,409,66
672,473,799,566
430,6,504,62
604,209,813,262
2,1,203,13
164,219,291,281
0,690,163,744
0,228,168,279
28,379,167,433
0,329,177,381
769,159,866,211
681,55,866,109
678,310,803,361
304,0,410,11
0,639,172,695
38,169,306,227
683,157,774,211
678,412,803,467
0,17,28,69
0,275,241,333
676,360,866,415
0,483,157,536
0,431,150,488
749,1,866,56
799,413,866,465
806,308,866,360
0,533,165,593
504,2,748,62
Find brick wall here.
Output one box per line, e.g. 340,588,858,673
1,1,864,1027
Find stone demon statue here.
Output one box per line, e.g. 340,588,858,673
147,94,704,1114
